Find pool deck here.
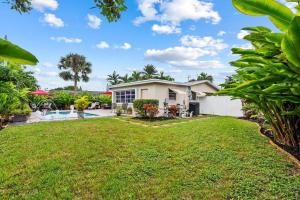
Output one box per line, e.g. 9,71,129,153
27,109,116,124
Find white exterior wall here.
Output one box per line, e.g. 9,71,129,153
197,96,243,117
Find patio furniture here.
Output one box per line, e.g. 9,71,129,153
88,103,97,110
95,102,100,109
31,103,37,112
111,103,117,113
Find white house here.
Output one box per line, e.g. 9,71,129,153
108,79,219,114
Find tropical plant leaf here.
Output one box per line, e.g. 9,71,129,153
0,39,38,65
232,0,295,31
282,16,300,73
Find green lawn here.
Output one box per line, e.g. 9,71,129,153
0,117,299,199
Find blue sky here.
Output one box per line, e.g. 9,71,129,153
1,0,287,91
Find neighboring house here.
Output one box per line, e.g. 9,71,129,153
108,79,219,114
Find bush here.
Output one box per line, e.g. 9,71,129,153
143,104,159,119
98,95,112,105
133,99,159,117
76,92,97,102
29,95,48,106
75,96,90,112
11,104,32,115
168,105,177,117
52,91,75,110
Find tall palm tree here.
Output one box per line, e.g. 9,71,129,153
121,74,130,83
58,53,92,91
130,71,142,81
197,72,214,82
107,71,121,85
142,64,158,79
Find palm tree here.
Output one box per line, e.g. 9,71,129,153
121,74,130,83
58,53,92,91
130,71,142,81
156,71,175,81
107,71,121,85
197,72,214,82
142,64,158,79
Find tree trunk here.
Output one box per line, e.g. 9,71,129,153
74,79,78,92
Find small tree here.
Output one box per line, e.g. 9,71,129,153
197,72,214,82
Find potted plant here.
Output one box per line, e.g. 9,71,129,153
11,104,32,123
127,107,133,115
75,96,90,119
116,107,123,116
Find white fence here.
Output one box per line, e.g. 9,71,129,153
198,96,243,117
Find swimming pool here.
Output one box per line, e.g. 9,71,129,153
38,111,99,121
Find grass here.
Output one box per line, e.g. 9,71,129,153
0,117,299,199
118,115,208,126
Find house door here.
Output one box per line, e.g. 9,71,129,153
141,89,149,99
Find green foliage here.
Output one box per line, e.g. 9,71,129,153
98,94,112,105
75,96,90,112
93,0,127,22
4,0,32,13
58,53,92,91
29,95,48,106
52,91,75,110
76,92,97,102
0,39,38,65
11,104,32,115
196,72,214,82
133,99,159,117
232,0,295,32
0,63,35,117
221,0,300,152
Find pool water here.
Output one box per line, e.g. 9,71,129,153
46,111,98,117
39,111,98,120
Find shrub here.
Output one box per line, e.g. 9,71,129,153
75,96,90,112
76,92,97,102
133,99,159,117
98,95,112,105
168,105,177,117
52,91,75,110
11,104,32,116
143,104,159,119
127,107,133,115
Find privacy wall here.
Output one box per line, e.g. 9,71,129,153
198,96,243,117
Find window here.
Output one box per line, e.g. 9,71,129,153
116,89,135,103
169,89,176,100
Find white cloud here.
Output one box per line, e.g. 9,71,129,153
232,43,253,49
87,14,101,29
237,30,249,40
152,24,181,34
145,46,223,69
134,0,221,25
42,62,56,68
96,41,110,49
217,31,226,36
119,43,132,50
50,37,82,43
43,13,64,27
180,35,228,51
32,0,58,11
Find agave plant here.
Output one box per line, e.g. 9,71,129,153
220,0,300,152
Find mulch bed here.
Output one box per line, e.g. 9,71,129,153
260,127,300,161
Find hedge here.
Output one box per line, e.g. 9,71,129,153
133,99,159,117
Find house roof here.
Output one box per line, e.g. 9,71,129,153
108,79,219,91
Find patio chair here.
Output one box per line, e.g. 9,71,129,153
95,102,100,109
88,103,96,110
31,103,37,112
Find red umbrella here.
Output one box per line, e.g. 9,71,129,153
31,89,49,96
